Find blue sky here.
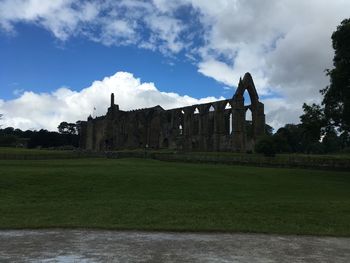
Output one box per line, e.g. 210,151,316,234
0,23,225,100
0,0,349,130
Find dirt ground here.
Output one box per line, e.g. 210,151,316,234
0,230,349,262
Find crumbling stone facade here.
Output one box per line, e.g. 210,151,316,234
79,73,265,152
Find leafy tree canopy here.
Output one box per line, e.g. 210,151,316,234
57,122,78,135
322,18,350,132
299,103,326,143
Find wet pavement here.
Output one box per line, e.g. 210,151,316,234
0,230,349,262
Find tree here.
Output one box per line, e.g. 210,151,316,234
57,122,77,135
275,124,305,153
272,132,291,153
0,134,18,147
322,18,350,132
322,127,342,153
264,124,274,136
339,131,350,150
299,103,326,144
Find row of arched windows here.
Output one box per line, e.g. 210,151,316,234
177,107,252,136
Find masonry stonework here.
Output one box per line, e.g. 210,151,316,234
79,73,265,152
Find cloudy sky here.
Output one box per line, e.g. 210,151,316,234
0,0,349,131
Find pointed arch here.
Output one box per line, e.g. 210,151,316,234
179,124,183,135
193,107,200,135
245,107,253,140
245,106,252,121
233,72,259,105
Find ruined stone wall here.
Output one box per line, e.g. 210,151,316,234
79,73,265,152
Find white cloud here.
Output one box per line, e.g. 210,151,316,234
263,98,303,132
0,0,100,40
0,0,190,54
0,71,222,131
96,19,139,46
198,59,235,86
145,14,185,54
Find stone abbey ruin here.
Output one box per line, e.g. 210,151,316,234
79,72,265,152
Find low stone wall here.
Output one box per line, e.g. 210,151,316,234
1,148,349,171
105,151,350,171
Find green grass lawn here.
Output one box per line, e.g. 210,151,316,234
0,158,350,236
0,147,79,159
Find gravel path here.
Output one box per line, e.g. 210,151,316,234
0,230,349,262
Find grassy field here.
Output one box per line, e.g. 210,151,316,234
0,157,350,236
0,147,80,159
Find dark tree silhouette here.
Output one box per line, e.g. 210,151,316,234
274,124,305,153
299,103,326,143
0,126,79,148
57,122,78,135
322,18,350,132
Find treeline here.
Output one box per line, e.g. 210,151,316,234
256,96,350,156
256,18,350,156
0,126,79,149
256,123,350,156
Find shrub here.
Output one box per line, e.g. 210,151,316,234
306,142,325,154
0,135,18,147
255,136,276,157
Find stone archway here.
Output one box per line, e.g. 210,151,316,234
232,73,265,152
